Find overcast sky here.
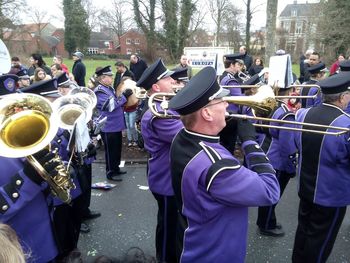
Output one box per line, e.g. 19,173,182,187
26,0,320,31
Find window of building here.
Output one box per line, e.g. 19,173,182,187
88,47,99,54
126,48,132,55
136,49,141,54
291,9,297,17
296,22,302,34
126,38,131,45
283,21,290,32
135,39,140,45
104,41,110,48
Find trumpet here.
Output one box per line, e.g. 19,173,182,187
238,71,250,82
147,86,349,136
0,93,75,203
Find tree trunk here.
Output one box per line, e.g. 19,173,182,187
265,0,278,64
245,0,251,52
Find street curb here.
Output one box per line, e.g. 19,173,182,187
94,158,148,165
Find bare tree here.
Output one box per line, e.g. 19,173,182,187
265,0,278,63
0,0,26,36
221,3,243,50
242,0,264,52
28,9,50,52
207,0,230,46
81,0,101,32
99,0,133,39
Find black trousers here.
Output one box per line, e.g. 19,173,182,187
292,199,346,263
75,163,92,217
101,131,122,176
153,193,178,263
257,170,292,229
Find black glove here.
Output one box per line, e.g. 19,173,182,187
24,149,59,185
237,119,256,142
123,89,133,99
87,143,97,158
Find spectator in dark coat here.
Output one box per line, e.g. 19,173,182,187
299,49,313,83
113,61,135,89
129,54,148,81
248,57,264,76
27,53,51,77
239,46,253,71
72,51,86,86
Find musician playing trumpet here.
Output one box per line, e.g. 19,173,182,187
137,59,183,263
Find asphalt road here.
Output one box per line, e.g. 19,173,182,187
78,161,350,263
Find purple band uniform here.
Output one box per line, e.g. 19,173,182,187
171,130,280,262
141,101,183,195
0,157,58,262
300,79,321,108
94,84,127,132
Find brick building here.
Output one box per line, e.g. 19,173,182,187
116,29,148,56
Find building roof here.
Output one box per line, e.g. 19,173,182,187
89,31,113,48
279,2,318,17
42,35,60,47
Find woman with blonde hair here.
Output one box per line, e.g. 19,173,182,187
0,223,26,263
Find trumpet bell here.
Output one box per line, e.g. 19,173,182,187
69,86,97,108
0,93,58,158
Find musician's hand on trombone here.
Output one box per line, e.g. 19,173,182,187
237,119,256,142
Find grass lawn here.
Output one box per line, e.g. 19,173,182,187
43,56,301,84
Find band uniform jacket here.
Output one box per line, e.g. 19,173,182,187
171,130,280,262
300,79,321,108
263,101,297,174
94,84,127,133
141,101,183,196
0,157,58,262
296,103,350,206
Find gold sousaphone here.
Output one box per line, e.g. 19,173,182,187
0,93,75,203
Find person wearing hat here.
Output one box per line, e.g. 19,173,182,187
171,67,188,91
113,61,135,90
174,54,192,80
94,65,131,181
0,79,65,262
218,53,245,155
292,71,350,262
72,51,86,87
0,74,19,95
168,66,280,262
16,69,31,89
138,58,182,263
300,62,328,108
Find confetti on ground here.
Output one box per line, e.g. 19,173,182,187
137,184,149,190
87,249,98,256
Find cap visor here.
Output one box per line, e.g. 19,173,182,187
215,88,230,99
163,70,175,79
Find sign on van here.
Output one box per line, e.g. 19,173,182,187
183,47,233,76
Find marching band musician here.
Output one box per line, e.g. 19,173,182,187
168,67,280,263
0,77,60,262
21,78,85,261
94,66,132,181
219,53,245,154
256,63,298,237
300,62,328,108
292,72,350,263
138,58,183,263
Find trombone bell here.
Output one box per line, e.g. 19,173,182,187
222,85,277,117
